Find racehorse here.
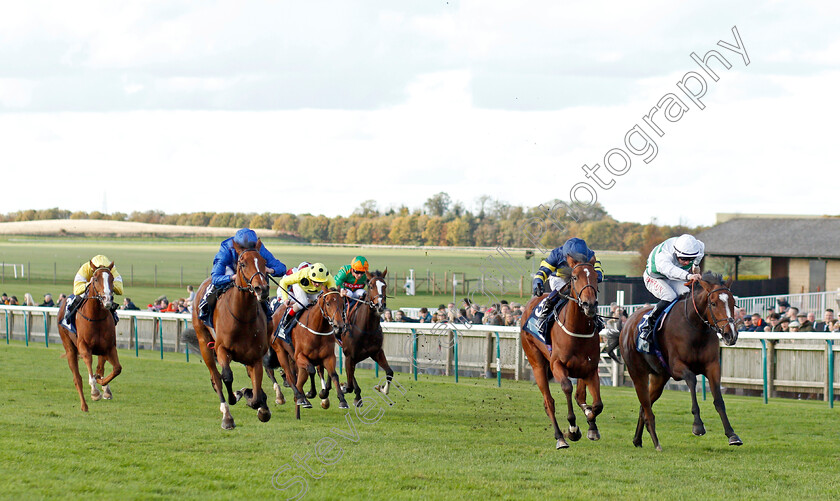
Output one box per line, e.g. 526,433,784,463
520,254,603,449
289,286,349,411
618,272,742,450
340,269,395,406
191,244,272,429
57,261,122,412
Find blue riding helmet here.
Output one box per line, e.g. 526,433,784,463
562,237,591,257
234,228,259,248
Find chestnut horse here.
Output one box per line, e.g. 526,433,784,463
340,269,395,406
290,287,349,411
58,262,122,412
191,244,272,429
618,272,742,450
520,254,603,449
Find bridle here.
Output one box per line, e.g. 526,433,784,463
78,268,113,322
297,290,346,336
366,277,387,314
687,281,736,336
558,263,599,308
235,249,267,297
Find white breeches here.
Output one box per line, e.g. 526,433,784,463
344,288,365,300
289,284,320,312
548,275,568,292
643,271,689,302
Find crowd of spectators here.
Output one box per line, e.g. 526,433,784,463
738,298,839,333
1,292,63,307
381,298,533,327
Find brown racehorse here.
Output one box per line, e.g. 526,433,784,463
520,254,603,449
264,307,306,407
618,272,742,450
191,243,272,430
289,287,349,411
340,269,395,407
57,262,122,412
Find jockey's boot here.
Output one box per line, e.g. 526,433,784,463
108,302,120,325
61,295,84,331
637,299,670,353
198,285,218,326
535,290,561,339
278,308,298,338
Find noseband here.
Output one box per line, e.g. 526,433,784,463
561,263,599,307
688,281,736,336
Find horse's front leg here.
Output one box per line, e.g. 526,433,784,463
294,352,313,409
79,345,102,402
344,354,362,407
373,348,395,396
681,369,706,436
323,355,348,409
216,346,237,405
706,363,742,446
550,358,580,442
577,371,603,441
248,360,271,423
97,346,122,400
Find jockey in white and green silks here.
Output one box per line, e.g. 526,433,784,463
334,256,369,300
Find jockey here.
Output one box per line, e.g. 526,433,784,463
276,262,336,333
637,234,704,353
61,255,123,332
531,238,603,336
334,256,369,300
197,228,286,327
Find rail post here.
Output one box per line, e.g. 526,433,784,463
24,312,29,346
159,318,164,360
495,331,501,387
454,326,459,383
43,312,49,347
827,340,834,409
134,317,139,358
760,339,768,405
411,328,418,381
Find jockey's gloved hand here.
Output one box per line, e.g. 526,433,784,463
532,278,544,297
109,302,120,312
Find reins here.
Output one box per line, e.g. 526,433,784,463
555,262,599,338
687,280,736,335
78,270,113,322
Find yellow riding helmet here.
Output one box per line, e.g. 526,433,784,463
308,263,331,283
351,256,369,272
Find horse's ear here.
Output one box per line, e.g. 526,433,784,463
588,255,596,265
232,241,244,254
725,277,734,288
566,255,575,267
108,261,114,270
256,239,263,250
382,267,388,278
89,259,96,270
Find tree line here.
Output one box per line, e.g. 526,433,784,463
2,194,702,264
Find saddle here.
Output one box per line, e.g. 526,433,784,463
522,295,570,350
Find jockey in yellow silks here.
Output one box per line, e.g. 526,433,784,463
276,263,336,333
61,255,123,333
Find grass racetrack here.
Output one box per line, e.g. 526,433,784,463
1,342,839,499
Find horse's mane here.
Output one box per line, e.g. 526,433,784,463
369,270,386,279
701,271,723,285
557,252,592,280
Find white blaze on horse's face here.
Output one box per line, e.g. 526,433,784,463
376,280,385,298
102,271,112,297
717,292,738,345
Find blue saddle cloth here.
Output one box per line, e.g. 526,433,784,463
522,296,556,350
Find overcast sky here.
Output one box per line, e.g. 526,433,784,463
1,1,838,226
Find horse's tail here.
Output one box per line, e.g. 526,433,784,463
181,328,202,354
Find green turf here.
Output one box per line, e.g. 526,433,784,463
0,237,638,309
1,342,838,500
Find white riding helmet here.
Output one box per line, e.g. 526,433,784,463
674,234,703,259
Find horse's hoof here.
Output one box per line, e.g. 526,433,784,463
587,430,600,441
633,439,642,448
556,439,569,449
729,435,743,446
103,393,112,400
222,419,235,430
257,408,271,422
297,398,312,409
339,401,349,409
305,391,316,399
91,392,102,401
567,427,582,442
354,398,362,407
693,424,706,436
655,445,663,452
320,399,330,409
275,396,285,406
81,404,89,412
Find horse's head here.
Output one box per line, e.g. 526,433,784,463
695,273,738,346
319,287,347,335
234,244,269,302
366,268,388,315
89,261,115,310
564,254,599,318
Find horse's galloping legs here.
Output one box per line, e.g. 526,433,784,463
705,363,742,446
248,360,271,423
293,352,313,409
550,358,581,442
531,351,566,449
216,346,238,406
322,355,348,409
576,372,603,441
373,349,395,396
629,369,657,450
197,334,234,429
265,367,285,405
344,354,362,407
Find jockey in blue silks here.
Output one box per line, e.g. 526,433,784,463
531,237,604,337
198,228,287,327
